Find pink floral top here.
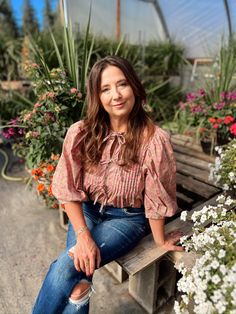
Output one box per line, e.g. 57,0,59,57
52,121,177,219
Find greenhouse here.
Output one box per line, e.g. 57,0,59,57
0,0,236,313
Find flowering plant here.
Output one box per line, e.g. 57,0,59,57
209,139,236,193
1,117,25,143
31,153,60,208
177,89,236,145
11,62,84,168
175,194,236,314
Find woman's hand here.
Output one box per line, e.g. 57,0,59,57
159,230,184,252
72,230,101,276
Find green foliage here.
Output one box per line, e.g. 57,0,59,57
0,0,19,38
43,0,54,30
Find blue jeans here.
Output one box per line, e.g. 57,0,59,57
32,201,147,314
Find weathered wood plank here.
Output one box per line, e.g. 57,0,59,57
176,191,194,204
116,194,221,275
176,173,220,198
171,135,202,152
175,151,211,171
173,143,215,163
176,161,210,183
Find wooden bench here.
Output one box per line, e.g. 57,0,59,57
104,134,221,313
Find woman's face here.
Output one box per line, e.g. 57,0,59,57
99,65,135,123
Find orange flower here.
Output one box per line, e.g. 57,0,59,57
51,203,59,209
37,183,45,193
61,204,65,209
34,175,39,181
31,169,36,175
48,185,53,196
47,164,55,172
51,153,59,161
208,117,216,124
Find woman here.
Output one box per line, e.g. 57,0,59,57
32,56,183,314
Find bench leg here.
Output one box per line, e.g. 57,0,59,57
128,257,177,314
104,261,129,283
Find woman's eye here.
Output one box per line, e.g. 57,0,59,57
101,88,109,93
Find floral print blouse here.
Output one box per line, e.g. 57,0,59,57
52,121,177,219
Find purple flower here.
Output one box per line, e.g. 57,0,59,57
220,92,227,100
190,105,203,113
186,92,196,102
213,102,225,110
198,88,206,97
2,130,11,139
8,128,15,136
229,91,236,100
18,128,25,135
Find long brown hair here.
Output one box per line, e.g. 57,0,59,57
79,56,155,168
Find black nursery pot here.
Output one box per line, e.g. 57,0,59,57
200,139,215,155
216,132,230,146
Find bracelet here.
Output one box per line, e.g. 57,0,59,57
76,226,88,238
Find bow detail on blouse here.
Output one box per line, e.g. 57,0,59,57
100,132,126,165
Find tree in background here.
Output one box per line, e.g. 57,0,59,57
22,0,39,35
43,0,54,30
0,0,19,38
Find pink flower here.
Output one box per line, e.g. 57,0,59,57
213,124,219,129
214,102,225,110
220,91,227,100
2,130,11,139
32,131,40,138
190,104,203,113
229,91,236,100
31,63,39,68
34,102,42,108
178,102,186,110
230,123,236,135
46,92,55,99
77,92,82,99
198,88,205,96
186,92,196,102
70,88,77,94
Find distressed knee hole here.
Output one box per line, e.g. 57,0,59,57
70,281,91,300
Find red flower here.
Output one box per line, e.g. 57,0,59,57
230,123,236,135
208,117,216,124
216,118,223,124
224,115,234,125
213,124,219,129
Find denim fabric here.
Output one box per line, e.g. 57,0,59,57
32,201,147,314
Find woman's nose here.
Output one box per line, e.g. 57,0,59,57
112,87,121,99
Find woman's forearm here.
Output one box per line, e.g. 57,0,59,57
148,218,165,246
64,202,88,234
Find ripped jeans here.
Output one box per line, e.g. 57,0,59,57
32,201,147,314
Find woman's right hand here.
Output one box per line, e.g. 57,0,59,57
71,230,101,276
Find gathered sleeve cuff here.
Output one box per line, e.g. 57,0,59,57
144,127,177,219
52,121,89,204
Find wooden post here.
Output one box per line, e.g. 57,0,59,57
116,0,121,40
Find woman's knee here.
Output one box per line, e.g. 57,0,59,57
70,280,91,300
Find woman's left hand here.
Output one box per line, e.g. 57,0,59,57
160,230,184,251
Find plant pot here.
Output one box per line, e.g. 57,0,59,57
200,140,214,155
216,132,230,146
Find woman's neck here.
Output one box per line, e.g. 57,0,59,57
110,118,128,133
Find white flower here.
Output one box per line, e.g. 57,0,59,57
211,260,220,269
218,249,226,258
223,184,229,191
180,211,188,221
212,274,221,284
225,197,234,206
216,194,225,203
200,214,207,224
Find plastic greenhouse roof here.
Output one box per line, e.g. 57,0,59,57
62,0,235,58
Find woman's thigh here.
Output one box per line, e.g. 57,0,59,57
92,208,147,266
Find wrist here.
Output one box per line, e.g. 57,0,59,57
75,225,89,238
